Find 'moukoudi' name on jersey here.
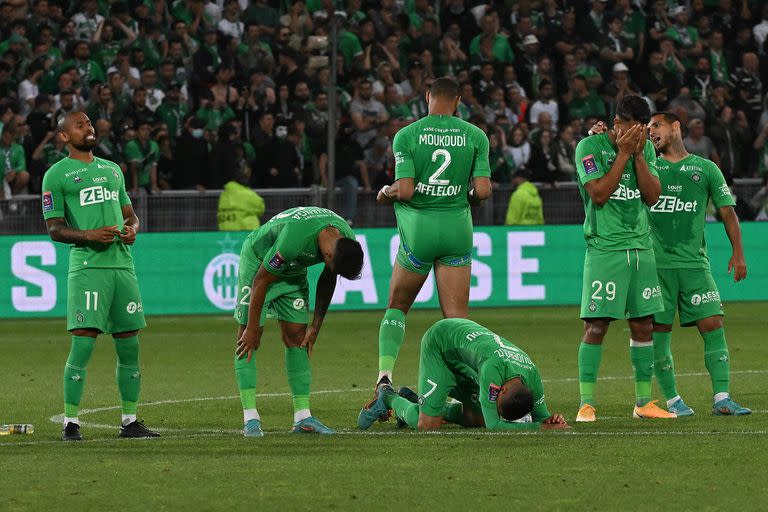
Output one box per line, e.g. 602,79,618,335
392,114,490,212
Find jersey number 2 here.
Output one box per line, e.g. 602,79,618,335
429,149,451,185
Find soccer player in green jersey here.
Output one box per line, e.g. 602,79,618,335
647,112,750,416
42,112,159,441
574,96,675,422
234,206,364,437
358,318,570,432
370,77,492,411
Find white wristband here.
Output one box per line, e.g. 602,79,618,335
380,185,392,198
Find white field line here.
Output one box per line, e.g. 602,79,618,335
34,368,766,435
3,430,768,447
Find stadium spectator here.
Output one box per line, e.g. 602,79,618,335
173,117,209,191
685,118,721,165
505,169,543,225
0,123,29,199
217,172,265,231
320,123,370,224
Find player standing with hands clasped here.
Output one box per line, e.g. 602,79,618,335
234,207,364,437
574,96,675,422
42,112,159,441
365,77,492,419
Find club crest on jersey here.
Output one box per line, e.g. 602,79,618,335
268,252,286,270
582,154,599,174
691,173,701,182
588,301,597,313
488,384,502,402
42,191,53,212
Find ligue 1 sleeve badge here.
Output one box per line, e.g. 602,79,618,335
42,191,54,212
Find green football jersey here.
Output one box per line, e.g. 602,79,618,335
575,134,659,250
428,318,550,428
241,207,355,278
123,139,159,187
392,114,491,212
650,154,735,269
1,141,27,177
41,156,133,272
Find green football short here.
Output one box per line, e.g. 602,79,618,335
234,253,309,326
417,331,481,417
67,268,146,334
395,207,473,275
580,247,663,320
654,268,724,326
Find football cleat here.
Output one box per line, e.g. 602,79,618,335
364,376,393,422
292,416,336,434
119,420,161,438
576,403,596,422
633,400,676,419
358,384,395,430
243,419,265,438
667,398,695,417
713,397,751,416
62,422,83,442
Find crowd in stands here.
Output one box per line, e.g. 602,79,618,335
2,0,768,221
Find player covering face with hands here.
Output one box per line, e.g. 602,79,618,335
233,207,364,437
358,319,570,432
573,96,674,423
590,113,750,416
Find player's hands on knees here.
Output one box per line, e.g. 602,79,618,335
541,413,571,430
87,225,121,244
236,328,262,362
300,325,319,357
119,225,137,245
588,121,608,136
728,252,747,282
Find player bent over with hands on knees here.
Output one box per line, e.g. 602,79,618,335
574,96,676,423
370,76,492,417
591,113,750,417
42,112,159,441
234,207,364,437
358,319,570,432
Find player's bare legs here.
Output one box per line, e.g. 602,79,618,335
279,320,335,433
434,263,470,318
376,263,430,384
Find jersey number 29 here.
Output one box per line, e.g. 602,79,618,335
429,149,451,185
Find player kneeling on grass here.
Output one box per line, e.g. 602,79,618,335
43,112,159,441
234,207,364,437
358,319,569,432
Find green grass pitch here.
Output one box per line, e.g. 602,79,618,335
2,304,767,510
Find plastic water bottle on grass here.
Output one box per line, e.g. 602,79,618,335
0,424,34,435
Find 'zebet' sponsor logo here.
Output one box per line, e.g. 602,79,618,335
609,183,642,201
79,186,119,206
650,196,698,213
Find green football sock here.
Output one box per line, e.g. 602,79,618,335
578,342,603,406
630,340,654,406
234,352,258,411
385,394,418,428
63,336,96,418
114,335,141,415
702,328,730,395
378,308,407,377
285,347,311,417
653,331,678,400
